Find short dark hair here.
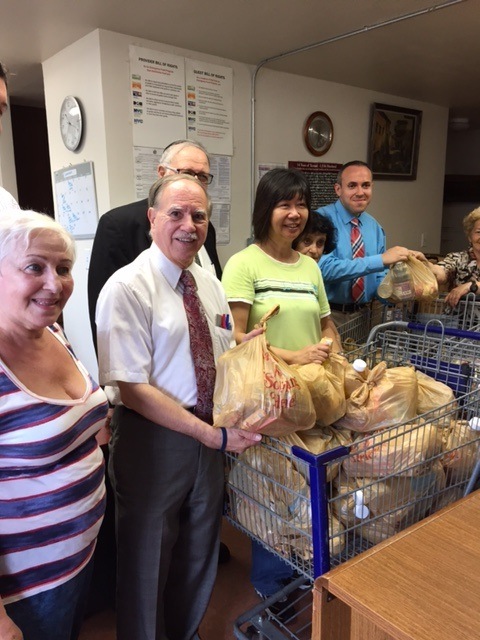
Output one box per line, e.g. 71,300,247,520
0,62,8,88
252,168,312,242
336,160,371,184
292,212,337,254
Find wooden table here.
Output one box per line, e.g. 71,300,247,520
313,490,480,639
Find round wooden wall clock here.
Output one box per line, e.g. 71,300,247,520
304,111,334,156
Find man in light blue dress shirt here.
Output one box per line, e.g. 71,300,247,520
318,161,417,312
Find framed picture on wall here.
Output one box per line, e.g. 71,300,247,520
367,103,422,180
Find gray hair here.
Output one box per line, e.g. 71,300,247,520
0,209,76,263
159,139,210,168
148,173,212,219
463,207,480,240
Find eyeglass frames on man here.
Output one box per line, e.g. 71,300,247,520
164,165,214,185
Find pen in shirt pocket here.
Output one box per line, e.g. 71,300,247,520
215,313,232,330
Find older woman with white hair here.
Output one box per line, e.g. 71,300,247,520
0,210,107,640
430,206,480,307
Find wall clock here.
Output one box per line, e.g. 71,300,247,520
60,95,83,151
303,111,334,156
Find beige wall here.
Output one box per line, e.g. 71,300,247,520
254,68,448,254
42,28,449,375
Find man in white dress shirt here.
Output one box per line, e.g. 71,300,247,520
96,174,260,640
0,62,20,212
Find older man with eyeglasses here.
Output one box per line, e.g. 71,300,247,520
88,140,222,350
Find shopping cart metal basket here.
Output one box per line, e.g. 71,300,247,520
336,300,416,354
225,321,480,639
406,292,480,332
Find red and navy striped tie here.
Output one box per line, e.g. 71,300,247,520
350,217,365,303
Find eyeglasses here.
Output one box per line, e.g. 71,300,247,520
164,166,214,185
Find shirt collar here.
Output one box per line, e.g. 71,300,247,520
334,200,362,226
148,242,197,290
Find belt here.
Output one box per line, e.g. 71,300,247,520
330,303,368,313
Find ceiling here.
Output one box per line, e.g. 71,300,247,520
2,0,480,128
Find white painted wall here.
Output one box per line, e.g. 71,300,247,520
43,30,109,378
42,28,450,377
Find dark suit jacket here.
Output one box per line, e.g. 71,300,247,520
87,198,222,350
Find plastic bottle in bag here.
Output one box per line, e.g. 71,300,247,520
352,359,368,376
377,277,393,299
391,261,414,300
344,358,370,397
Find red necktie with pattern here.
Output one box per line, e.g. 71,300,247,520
180,270,216,423
350,217,365,303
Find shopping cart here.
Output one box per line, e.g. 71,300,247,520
336,300,413,353
407,292,480,332
225,321,480,639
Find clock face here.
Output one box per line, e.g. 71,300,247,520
304,111,334,156
60,96,83,151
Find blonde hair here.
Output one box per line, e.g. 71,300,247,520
0,209,76,262
463,207,480,240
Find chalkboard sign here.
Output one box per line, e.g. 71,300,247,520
288,161,342,210
53,162,98,239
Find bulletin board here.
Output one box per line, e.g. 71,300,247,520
53,161,98,239
288,161,343,209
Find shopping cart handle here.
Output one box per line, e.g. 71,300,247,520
406,322,480,341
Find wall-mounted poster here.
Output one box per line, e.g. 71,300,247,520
185,60,233,156
289,161,342,209
130,46,186,148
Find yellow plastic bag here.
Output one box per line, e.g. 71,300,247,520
407,255,439,302
230,446,346,559
441,418,480,485
293,353,347,426
416,370,456,415
333,460,446,545
334,362,418,432
377,257,438,302
342,420,443,477
213,306,316,436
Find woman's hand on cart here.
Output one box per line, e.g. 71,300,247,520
445,282,472,307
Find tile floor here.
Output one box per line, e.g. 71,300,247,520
78,519,259,640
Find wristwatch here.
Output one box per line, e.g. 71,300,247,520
469,281,478,293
